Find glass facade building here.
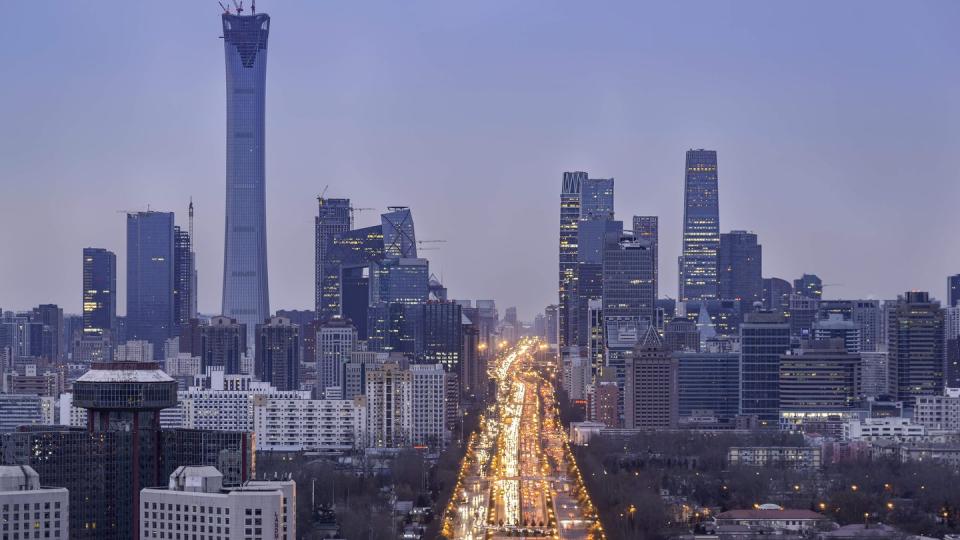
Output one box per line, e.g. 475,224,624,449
680,149,720,301
315,198,352,316
602,232,655,328
739,311,791,427
558,171,585,348
676,352,740,419
221,12,271,351
173,225,195,330
126,211,175,359
255,317,300,391
381,207,418,259
718,230,762,306
83,248,117,338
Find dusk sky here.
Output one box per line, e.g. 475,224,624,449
2,1,960,321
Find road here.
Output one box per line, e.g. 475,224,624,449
443,338,604,539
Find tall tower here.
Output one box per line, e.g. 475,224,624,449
633,216,658,303
315,197,352,316
82,247,117,338
718,230,762,306
127,211,175,358
679,149,720,301
221,9,271,349
558,171,586,348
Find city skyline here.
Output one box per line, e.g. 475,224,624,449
3,2,960,320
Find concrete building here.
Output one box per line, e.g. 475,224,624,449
914,388,960,431
624,327,678,430
255,317,300,391
140,466,294,540
779,339,862,411
316,316,358,398
861,351,889,398
179,316,247,375
0,465,69,539
115,339,154,362
813,314,862,354
727,447,822,469
0,393,55,431
254,395,366,451
844,417,927,442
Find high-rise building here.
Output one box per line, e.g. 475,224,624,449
718,230,762,307
663,316,700,352
221,10,271,351
602,232,655,329
140,466,295,540
365,362,447,449
320,225,386,333
381,206,418,259
676,352,740,420
255,317,299,391
793,274,823,300
558,171,585,348
861,351,889,399
370,258,429,305
83,248,117,338
739,311,791,427
888,291,944,406
422,301,463,373
180,316,247,374
679,149,720,302
315,197,352,316
127,211,175,358
32,304,64,361
580,178,614,220
762,277,793,313
779,339,862,412
574,218,622,346
949,274,960,308
813,313,862,354
632,216,658,302
115,340,155,363
173,224,196,329
316,316,357,398
545,304,558,345
624,327,678,429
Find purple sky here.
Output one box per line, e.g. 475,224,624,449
2,1,960,321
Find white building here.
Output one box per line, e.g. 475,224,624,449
254,395,367,451
845,417,927,442
409,364,447,448
164,352,202,378
115,339,154,362
0,465,68,539
914,388,960,431
860,351,889,399
57,392,88,427
0,393,55,431
562,353,591,401
365,362,447,449
140,466,295,540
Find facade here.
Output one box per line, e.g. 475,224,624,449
718,230,762,306
180,316,248,375
315,197,352,316
83,247,117,338
221,11,272,351
370,257,429,305
126,211,175,358
679,149,720,301
624,328,678,429
140,466,294,540
676,352,740,419
887,291,944,406
409,364,447,448
0,466,69,540
580,178,614,220
861,351,889,399
173,224,196,330
558,171,585,347
381,207,418,259
844,417,926,442
254,395,366,451
739,311,791,427
316,317,358,398
544,304,558,345
813,314,862,353
365,362,412,448
255,317,299,391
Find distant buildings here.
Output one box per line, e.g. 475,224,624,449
718,230,762,306
180,316,247,374
82,247,117,339
793,273,823,300
778,339,861,413
887,291,944,406
624,327,678,430
254,317,299,391
315,197,352,316
679,149,720,302
316,316,358,398
949,273,960,308
558,171,584,348
676,352,739,420
633,216,659,303
739,311,791,427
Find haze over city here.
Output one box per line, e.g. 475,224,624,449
3,1,960,319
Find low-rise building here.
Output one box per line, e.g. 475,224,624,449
844,417,926,442
140,466,295,540
727,447,822,469
715,505,827,533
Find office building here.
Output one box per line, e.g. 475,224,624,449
0,393,55,431
888,291,945,406
949,274,960,308
127,211,175,358
558,171,585,347
633,216,658,304
180,316,247,374
321,225,386,336
813,314,862,354
624,327,678,430
0,466,68,539
82,247,117,338
381,206,418,259
793,274,823,300
409,364,448,449
370,257,429,305
779,339,861,412
580,178,614,220
2,364,64,397
255,317,299,391
664,316,699,353
421,301,463,373
762,277,792,313
914,388,960,431
316,316,358,398
603,232,655,328
861,351,889,399
788,294,819,339
140,466,294,540
718,230,762,306
679,149,720,301
115,339,154,362
315,197,352,315
254,395,366,451
32,304,64,361
173,224,196,330
676,352,740,419
740,311,791,427
221,9,272,351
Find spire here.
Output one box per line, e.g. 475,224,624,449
636,324,663,351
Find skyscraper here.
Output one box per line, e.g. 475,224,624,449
255,316,300,391
221,10,271,350
948,274,960,308
633,216,658,302
679,149,720,301
315,197,352,316
580,178,614,220
558,171,585,347
179,316,247,374
793,273,823,300
83,248,117,338
381,206,418,258
718,230,762,306
316,316,358,398
173,224,195,330
602,232,655,329
888,291,944,407
126,211,175,358
762,277,793,313
624,327,678,430
739,310,791,427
